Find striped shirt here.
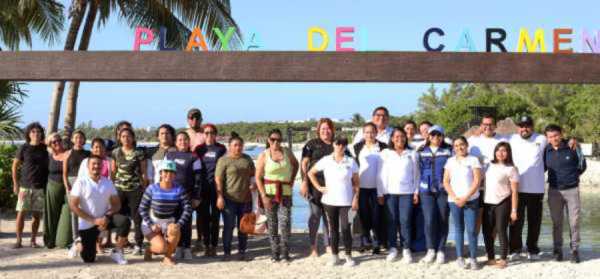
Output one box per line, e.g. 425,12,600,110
138,183,192,227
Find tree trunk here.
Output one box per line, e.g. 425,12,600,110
64,0,97,135
47,0,87,133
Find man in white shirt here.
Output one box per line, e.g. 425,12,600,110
352,106,393,145
508,116,547,261
69,155,131,264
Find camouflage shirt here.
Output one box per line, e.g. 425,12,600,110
112,147,145,191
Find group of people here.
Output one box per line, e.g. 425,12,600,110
11,106,587,269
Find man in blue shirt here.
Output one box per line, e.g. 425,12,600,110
544,124,587,263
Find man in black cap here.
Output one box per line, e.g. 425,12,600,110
186,108,205,151
508,116,548,261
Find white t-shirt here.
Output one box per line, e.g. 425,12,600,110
484,163,520,204
71,176,118,230
313,154,358,206
357,144,382,189
509,133,547,193
352,126,393,146
468,134,507,171
376,149,420,196
444,155,482,202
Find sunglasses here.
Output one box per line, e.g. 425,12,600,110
50,139,61,144
204,131,216,135
269,137,282,142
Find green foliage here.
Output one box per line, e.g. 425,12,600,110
0,144,17,210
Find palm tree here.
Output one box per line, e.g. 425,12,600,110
0,0,64,138
48,0,243,134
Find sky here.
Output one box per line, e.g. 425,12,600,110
12,0,600,129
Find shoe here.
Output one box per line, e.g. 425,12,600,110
508,252,520,261
271,253,281,263
456,257,466,269
401,249,413,264
110,250,128,265
435,251,446,264
174,247,183,260
372,246,381,255
386,247,398,262
421,249,436,263
327,254,339,266
343,255,356,267
571,250,580,263
237,252,247,261
68,239,80,259
222,253,231,262
554,249,563,262
132,245,143,256
527,252,541,261
282,253,292,263
183,248,193,260
468,258,480,270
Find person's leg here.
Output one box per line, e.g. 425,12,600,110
496,199,511,260
358,188,372,247
321,205,330,248
464,200,479,260
526,193,544,255
370,191,383,250
79,227,100,263
147,233,168,255
109,214,131,251
398,195,414,250
44,181,65,248
198,195,210,249
509,192,526,254
323,205,340,255
236,201,251,254
164,223,181,264
31,211,41,246
266,201,281,258
280,202,292,258
339,207,352,256
436,192,450,253
475,189,485,235
15,210,25,247
129,190,145,248
548,188,565,253
482,203,496,261
68,177,79,241
221,199,235,256
419,192,436,250
449,203,464,258
385,195,399,249
308,201,327,255
208,191,220,250
563,188,581,253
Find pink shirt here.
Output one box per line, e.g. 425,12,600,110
187,128,205,151
484,163,519,204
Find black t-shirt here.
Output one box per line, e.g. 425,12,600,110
66,149,91,176
195,143,227,194
16,143,49,189
301,139,335,203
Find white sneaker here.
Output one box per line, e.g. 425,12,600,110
327,254,339,266
174,247,184,260
132,245,143,256
421,249,436,263
386,247,398,262
68,239,80,259
401,249,413,264
343,255,356,267
527,252,541,261
468,258,480,270
456,257,466,269
183,248,193,260
435,251,446,264
509,252,521,261
110,250,128,265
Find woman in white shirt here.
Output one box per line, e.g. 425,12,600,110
443,136,482,270
308,137,359,267
483,142,519,268
376,127,419,263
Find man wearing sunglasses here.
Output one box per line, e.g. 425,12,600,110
186,108,205,151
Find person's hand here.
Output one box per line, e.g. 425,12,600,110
216,196,225,210
351,197,359,211
262,195,272,210
13,184,19,195
94,217,108,230
192,199,201,208
413,193,419,205
317,186,327,194
249,183,257,191
151,224,161,234
377,197,385,206
454,196,466,208
510,211,518,223
300,180,309,198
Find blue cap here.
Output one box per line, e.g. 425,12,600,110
428,125,445,135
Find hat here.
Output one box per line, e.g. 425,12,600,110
517,115,534,127
428,125,445,135
187,108,202,119
159,160,177,173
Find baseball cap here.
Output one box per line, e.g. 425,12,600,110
187,108,202,119
159,160,177,173
428,125,445,135
517,115,534,127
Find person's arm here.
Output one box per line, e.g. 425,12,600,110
11,158,21,194
62,151,71,191
215,158,226,209
77,159,87,180
442,164,459,205
465,166,482,200
191,158,203,207
69,196,99,225
254,152,271,208
110,157,117,181
138,187,154,226
177,191,193,228
510,179,519,223
139,154,149,187
107,194,121,216
351,172,359,210
412,151,421,204
375,153,385,199
287,148,299,183
300,157,311,198
307,164,326,193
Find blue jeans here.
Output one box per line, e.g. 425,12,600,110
420,191,449,251
449,199,480,259
385,194,414,249
222,199,251,255
359,188,383,247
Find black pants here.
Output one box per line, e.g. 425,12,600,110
323,205,352,256
483,198,510,260
358,188,383,248
197,185,220,248
117,189,144,247
79,214,131,263
509,192,543,254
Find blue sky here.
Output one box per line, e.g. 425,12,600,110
14,0,599,128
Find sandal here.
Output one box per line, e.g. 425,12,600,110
13,243,23,249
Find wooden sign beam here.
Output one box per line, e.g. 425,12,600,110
1,51,599,83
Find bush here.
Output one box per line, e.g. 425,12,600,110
0,144,17,210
